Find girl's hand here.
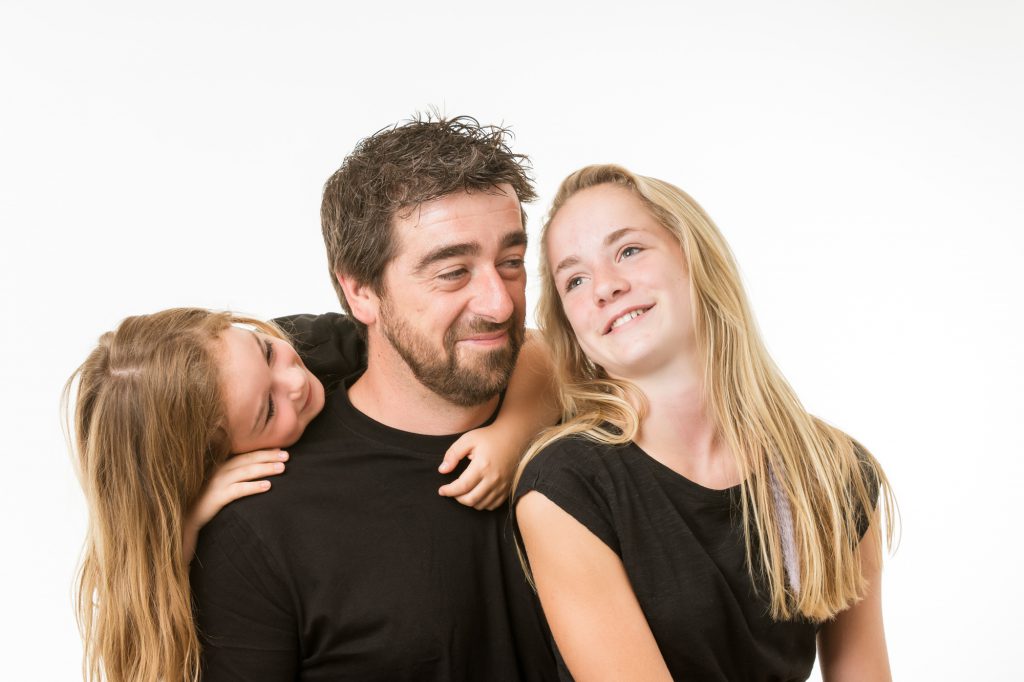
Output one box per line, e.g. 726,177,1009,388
182,449,288,561
436,331,559,512
437,427,516,511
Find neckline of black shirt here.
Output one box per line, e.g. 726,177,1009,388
321,370,505,457
624,439,745,502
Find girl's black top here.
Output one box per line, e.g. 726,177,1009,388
516,436,821,682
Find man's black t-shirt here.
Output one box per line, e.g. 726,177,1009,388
516,436,820,682
191,313,555,681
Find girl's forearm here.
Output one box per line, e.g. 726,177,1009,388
495,330,559,441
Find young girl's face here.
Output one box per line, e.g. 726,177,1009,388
214,327,326,453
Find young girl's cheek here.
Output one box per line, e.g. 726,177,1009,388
282,413,304,447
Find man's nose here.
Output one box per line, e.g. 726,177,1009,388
469,266,516,322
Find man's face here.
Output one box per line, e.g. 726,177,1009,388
376,184,527,406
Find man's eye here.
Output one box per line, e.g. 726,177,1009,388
501,257,525,269
438,269,467,281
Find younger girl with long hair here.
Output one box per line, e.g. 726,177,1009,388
515,165,896,681
67,307,554,682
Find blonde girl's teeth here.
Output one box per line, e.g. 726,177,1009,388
611,309,647,330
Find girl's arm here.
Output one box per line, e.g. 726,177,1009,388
517,491,673,682
182,449,289,561
437,330,558,510
817,512,892,682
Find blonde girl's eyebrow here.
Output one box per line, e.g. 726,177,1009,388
603,227,640,248
553,227,641,276
553,254,580,276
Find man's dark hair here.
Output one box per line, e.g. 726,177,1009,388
321,114,536,334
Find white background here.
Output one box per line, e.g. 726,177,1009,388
2,1,1022,678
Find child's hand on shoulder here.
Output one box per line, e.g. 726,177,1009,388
182,449,288,561
437,425,518,511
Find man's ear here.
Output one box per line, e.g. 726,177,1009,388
336,271,380,327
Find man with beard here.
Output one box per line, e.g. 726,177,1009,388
190,117,556,681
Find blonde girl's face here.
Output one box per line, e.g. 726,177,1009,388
214,327,326,453
545,183,697,381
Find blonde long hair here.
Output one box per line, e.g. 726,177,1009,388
516,165,895,621
64,308,284,682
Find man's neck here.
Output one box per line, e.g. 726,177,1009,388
347,342,500,436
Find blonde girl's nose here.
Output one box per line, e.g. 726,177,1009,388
592,266,629,304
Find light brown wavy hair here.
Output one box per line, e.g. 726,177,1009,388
63,308,284,682
320,114,536,336
515,164,896,621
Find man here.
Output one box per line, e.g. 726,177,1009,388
191,116,556,680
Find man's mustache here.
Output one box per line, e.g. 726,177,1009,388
444,317,522,347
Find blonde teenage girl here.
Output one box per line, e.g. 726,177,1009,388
515,165,896,681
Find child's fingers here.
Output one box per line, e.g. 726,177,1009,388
223,449,288,472
454,486,487,509
438,437,474,474
222,479,273,504
438,463,484,498
462,481,509,511
481,486,510,511
187,455,286,533
218,461,286,486
450,466,506,510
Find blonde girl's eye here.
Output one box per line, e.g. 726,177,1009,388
565,275,585,293
619,245,642,260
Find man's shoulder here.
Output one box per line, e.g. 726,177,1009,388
273,312,366,387
274,311,352,342
196,435,347,552
273,311,360,360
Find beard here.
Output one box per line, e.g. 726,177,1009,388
379,298,524,407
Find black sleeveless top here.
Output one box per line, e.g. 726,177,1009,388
516,436,819,681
